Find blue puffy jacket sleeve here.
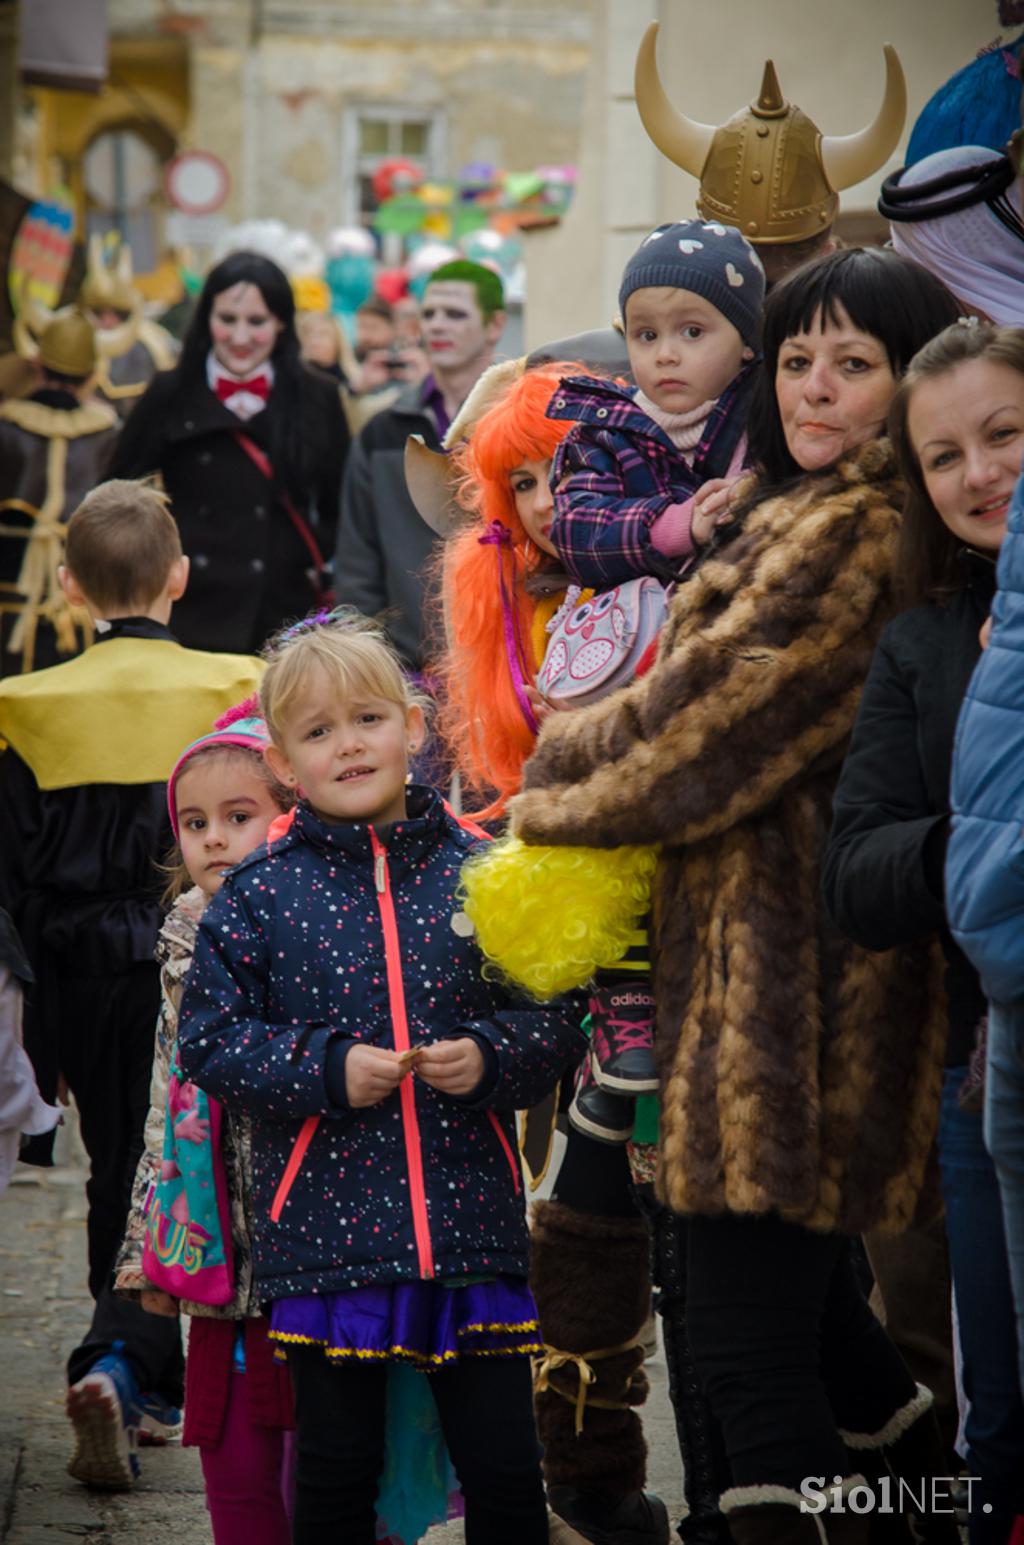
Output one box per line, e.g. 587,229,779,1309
947,470,1024,1002
178,880,350,1121
451,1005,586,1112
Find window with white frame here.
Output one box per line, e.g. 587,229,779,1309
342,106,446,228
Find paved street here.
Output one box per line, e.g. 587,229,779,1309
0,1121,686,1544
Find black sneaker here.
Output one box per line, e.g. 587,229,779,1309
589,982,658,1093
568,1051,636,1144
548,1485,671,1545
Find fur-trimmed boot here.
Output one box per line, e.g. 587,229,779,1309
839,1385,959,1544
531,1199,670,1545
721,1481,871,1545
642,1200,732,1544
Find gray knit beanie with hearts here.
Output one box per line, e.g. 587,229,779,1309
618,219,765,346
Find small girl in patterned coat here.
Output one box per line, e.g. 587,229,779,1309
177,613,585,1545
548,218,765,588
115,702,297,1542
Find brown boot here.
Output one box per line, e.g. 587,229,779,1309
722,1483,871,1545
839,1385,960,1544
530,1199,668,1544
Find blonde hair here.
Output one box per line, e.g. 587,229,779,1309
65,479,182,614
260,610,427,743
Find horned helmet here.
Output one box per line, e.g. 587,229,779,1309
634,22,907,245
13,273,138,374
78,234,142,319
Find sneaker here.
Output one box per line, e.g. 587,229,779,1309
66,1342,141,1490
137,1389,183,1446
569,1051,636,1144
589,982,659,1094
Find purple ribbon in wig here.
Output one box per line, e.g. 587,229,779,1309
478,521,539,735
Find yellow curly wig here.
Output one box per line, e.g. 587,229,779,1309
459,835,659,999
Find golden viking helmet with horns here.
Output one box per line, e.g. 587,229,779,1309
635,22,907,245
14,270,141,368
79,234,141,315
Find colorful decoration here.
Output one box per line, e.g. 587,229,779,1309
372,164,577,250
7,191,75,317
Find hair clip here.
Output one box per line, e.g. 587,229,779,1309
956,314,981,329
269,604,372,654
275,608,334,644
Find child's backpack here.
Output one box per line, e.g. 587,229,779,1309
537,577,669,706
141,1049,234,1304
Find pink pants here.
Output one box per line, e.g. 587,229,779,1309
199,1371,295,1545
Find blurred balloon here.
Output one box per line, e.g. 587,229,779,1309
461,227,521,281
372,158,423,206
326,226,376,260
376,268,410,306
462,227,504,255
211,219,325,278
459,161,497,188
325,252,375,332
292,274,332,312
405,240,459,299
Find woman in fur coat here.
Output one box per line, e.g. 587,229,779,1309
465,249,962,1545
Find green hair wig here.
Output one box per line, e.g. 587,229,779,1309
459,834,659,1000
426,259,505,320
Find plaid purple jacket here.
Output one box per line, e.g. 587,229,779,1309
548,367,755,586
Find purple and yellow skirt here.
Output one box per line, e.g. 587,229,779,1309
268,1276,541,1369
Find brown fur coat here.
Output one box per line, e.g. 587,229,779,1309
512,440,945,1236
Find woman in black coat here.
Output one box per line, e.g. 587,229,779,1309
823,321,1024,1545
108,252,349,654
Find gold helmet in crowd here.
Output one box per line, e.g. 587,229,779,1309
14,270,139,372
634,22,907,245
78,234,143,317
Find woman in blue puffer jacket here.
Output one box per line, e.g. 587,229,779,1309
178,613,585,1545
947,356,1024,1408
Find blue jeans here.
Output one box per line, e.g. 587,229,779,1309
940,1065,1024,1541
985,1004,1024,1402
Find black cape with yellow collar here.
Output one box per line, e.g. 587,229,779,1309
0,619,261,1161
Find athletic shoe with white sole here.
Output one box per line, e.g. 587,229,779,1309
589,981,659,1094
66,1341,141,1490
137,1389,183,1446
568,1050,637,1144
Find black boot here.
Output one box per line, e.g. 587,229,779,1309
641,1198,731,1545
531,1200,670,1545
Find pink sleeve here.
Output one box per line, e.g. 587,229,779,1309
649,495,697,558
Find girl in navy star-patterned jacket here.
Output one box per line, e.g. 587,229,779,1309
178,612,584,1545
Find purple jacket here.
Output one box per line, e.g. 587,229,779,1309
548,368,754,587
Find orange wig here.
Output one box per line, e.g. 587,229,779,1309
438,365,576,818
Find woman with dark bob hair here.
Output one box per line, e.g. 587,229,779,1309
109,251,349,653
465,247,963,1545
824,321,1024,1545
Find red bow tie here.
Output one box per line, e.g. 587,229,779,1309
214,373,270,404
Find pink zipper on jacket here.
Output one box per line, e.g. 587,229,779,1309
370,827,435,1280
